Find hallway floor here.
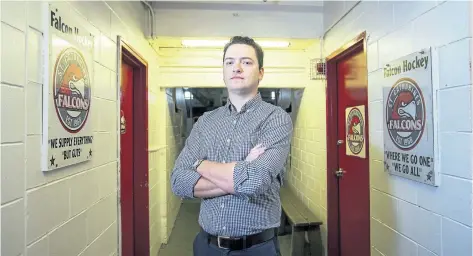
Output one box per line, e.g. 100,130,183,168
158,199,291,255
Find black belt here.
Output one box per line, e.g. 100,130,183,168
202,228,275,250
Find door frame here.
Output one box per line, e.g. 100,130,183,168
325,31,368,256
117,36,149,256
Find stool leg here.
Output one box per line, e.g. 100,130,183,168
307,225,324,256
290,226,305,256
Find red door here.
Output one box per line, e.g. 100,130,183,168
327,36,370,256
337,48,370,255
120,62,134,256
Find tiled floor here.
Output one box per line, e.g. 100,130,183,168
158,199,291,256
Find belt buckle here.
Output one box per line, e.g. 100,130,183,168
217,236,230,249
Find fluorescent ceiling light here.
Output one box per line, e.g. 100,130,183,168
181,39,290,48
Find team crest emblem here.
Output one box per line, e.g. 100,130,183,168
346,107,364,155
53,47,91,133
386,78,425,150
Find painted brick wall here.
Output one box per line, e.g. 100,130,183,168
0,1,170,255
323,1,472,255
158,89,185,244
284,41,328,251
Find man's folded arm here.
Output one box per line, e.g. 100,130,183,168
233,111,293,196
170,138,202,199
170,115,229,199
193,177,229,198
196,111,293,197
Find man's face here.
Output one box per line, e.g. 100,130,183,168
223,44,264,95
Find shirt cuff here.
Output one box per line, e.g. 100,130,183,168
186,170,203,198
233,161,249,192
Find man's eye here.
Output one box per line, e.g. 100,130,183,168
225,61,233,65
243,61,252,65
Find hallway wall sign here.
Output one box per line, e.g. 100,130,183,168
382,48,438,186
41,2,95,171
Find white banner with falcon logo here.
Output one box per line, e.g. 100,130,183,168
382,48,438,186
41,2,95,171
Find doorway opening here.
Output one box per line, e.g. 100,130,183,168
325,31,370,256
169,88,297,141
119,37,149,256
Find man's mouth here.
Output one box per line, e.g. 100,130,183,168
231,76,243,80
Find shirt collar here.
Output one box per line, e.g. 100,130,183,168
226,92,263,113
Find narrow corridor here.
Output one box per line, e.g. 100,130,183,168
159,200,292,256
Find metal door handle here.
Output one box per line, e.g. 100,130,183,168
335,168,346,177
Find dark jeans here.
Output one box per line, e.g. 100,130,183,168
193,230,281,256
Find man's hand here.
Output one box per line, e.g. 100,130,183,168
196,144,267,195
245,144,266,162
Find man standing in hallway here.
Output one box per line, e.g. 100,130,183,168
170,36,293,255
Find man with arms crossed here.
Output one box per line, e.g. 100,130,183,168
171,36,293,255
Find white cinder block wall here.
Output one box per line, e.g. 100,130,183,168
324,1,472,255
0,1,165,256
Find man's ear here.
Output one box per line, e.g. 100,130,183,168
259,67,265,81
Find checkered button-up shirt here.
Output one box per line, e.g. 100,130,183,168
170,93,293,237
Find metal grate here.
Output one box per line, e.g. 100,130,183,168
310,58,326,80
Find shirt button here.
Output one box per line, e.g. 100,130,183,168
221,204,224,208
227,139,231,143
223,226,226,230
222,160,226,163
233,120,237,124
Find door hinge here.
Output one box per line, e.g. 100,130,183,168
337,140,344,145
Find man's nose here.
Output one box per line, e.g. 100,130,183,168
233,63,242,73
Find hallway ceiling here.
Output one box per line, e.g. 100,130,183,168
151,1,324,12
148,1,324,39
